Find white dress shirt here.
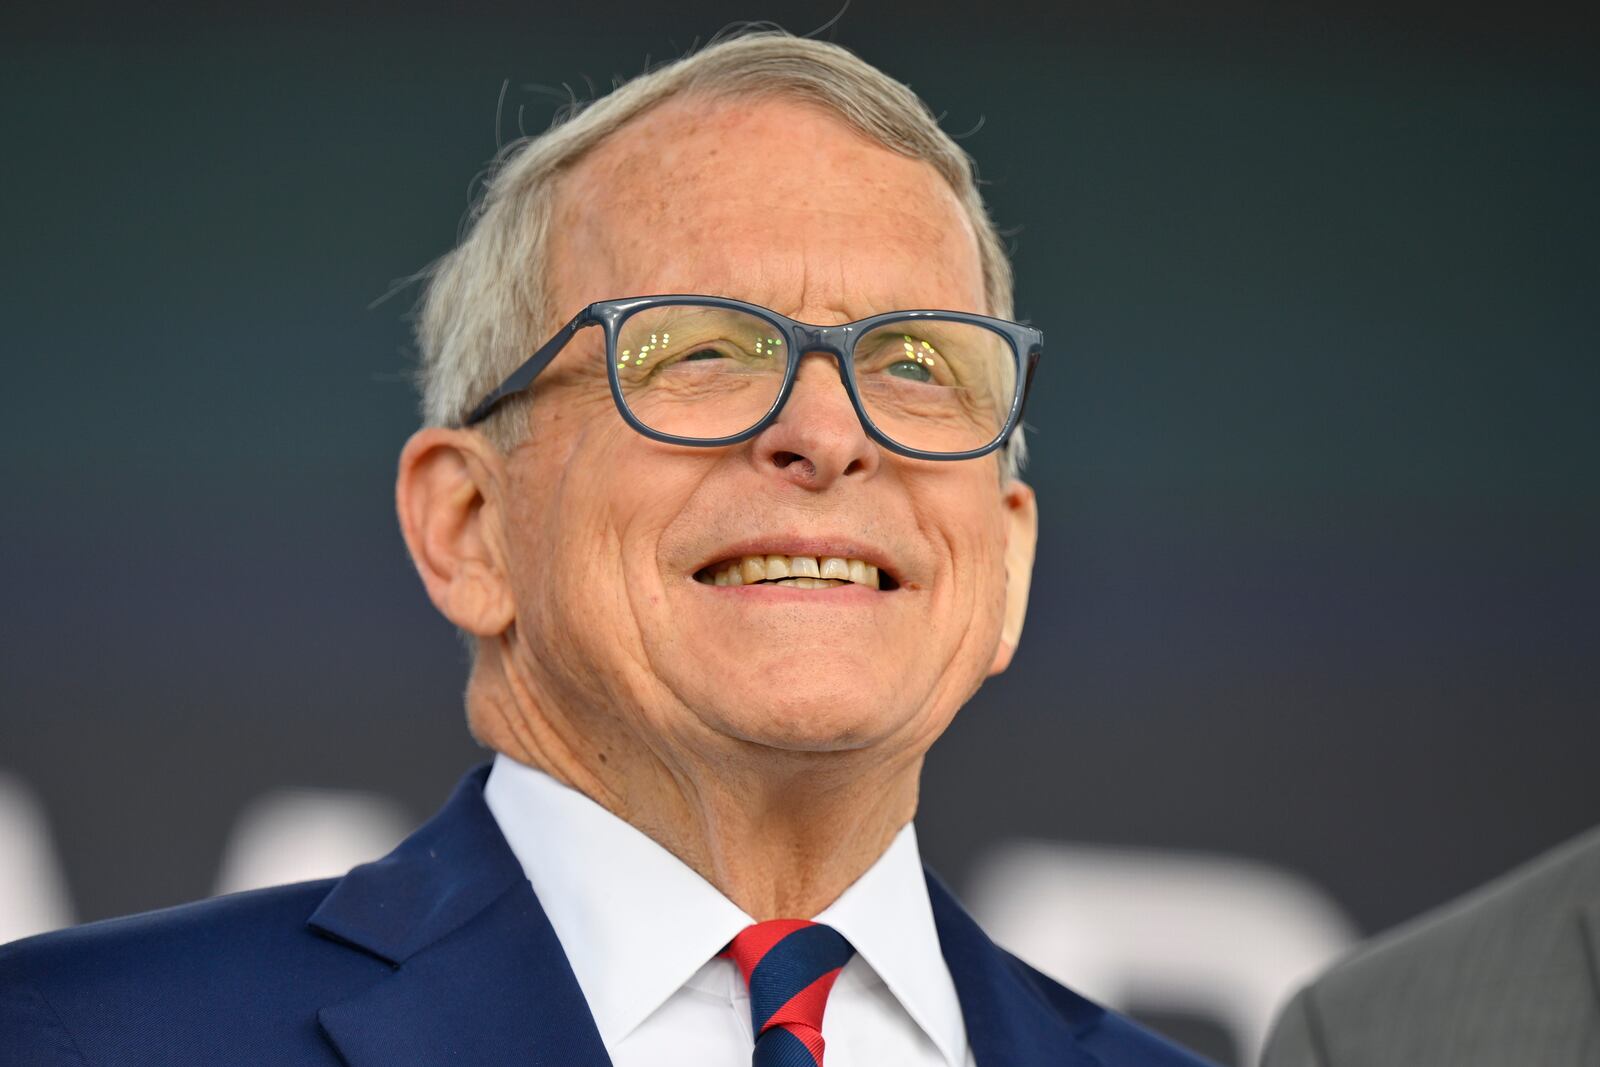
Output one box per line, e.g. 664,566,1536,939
483,754,974,1067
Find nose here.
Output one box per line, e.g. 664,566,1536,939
749,352,879,489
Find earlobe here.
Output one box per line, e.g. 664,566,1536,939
988,479,1038,677
395,428,516,637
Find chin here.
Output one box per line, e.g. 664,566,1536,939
695,674,920,754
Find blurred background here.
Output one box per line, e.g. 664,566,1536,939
1,2,1596,1062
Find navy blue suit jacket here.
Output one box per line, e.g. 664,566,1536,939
0,766,1211,1065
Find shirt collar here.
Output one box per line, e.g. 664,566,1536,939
482,754,967,1066
483,754,752,1046
816,818,969,1067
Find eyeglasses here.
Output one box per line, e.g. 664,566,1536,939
459,295,1044,461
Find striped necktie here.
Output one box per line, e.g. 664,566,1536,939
723,919,856,1066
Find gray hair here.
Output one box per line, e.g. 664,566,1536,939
415,29,1026,476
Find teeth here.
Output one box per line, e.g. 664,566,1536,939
701,554,885,589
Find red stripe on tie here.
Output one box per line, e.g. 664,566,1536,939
724,918,813,985
724,920,855,1065
763,965,845,1034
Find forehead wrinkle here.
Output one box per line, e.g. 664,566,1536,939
568,182,970,278
587,141,975,269
548,95,985,320
554,199,977,321
552,225,958,326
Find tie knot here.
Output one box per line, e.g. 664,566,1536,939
724,919,856,1062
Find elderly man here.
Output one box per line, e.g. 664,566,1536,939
0,32,1209,1067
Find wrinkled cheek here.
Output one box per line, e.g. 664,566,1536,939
513,538,614,685
948,535,1009,670
522,563,641,714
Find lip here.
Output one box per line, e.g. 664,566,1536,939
698,580,890,605
692,537,903,588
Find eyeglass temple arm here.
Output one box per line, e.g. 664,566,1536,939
1004,340,1044,441
460,305,599,427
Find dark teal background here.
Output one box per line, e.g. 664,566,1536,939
2,5,1596,1057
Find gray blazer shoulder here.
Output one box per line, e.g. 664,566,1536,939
1261,825,1600,1067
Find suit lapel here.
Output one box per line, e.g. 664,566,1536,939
306,765,611,1067
926,869,1106,1067
315,882,610,1066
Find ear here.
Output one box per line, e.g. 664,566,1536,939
395,427,516,638
987,478,1038,676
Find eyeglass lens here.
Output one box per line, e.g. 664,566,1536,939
613,304,1016,453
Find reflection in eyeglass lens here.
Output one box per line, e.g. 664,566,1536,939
615,304,1013,452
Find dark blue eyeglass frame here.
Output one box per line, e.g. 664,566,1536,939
458,294,1044,462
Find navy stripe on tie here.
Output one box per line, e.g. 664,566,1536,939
747,924,855,1032
753,1025,823,1067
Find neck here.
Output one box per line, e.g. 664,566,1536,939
467,652,923,920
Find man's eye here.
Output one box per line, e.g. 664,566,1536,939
884,359,933,383
681,348,726,362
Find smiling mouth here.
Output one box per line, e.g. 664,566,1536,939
693,554,899,591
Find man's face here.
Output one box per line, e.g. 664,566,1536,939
493,95,1032,763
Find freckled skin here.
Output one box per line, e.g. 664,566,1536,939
400,94,1037,919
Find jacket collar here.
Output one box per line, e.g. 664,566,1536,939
306,763,1106,1067
926,869,1107,1067
307,765,611,1066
